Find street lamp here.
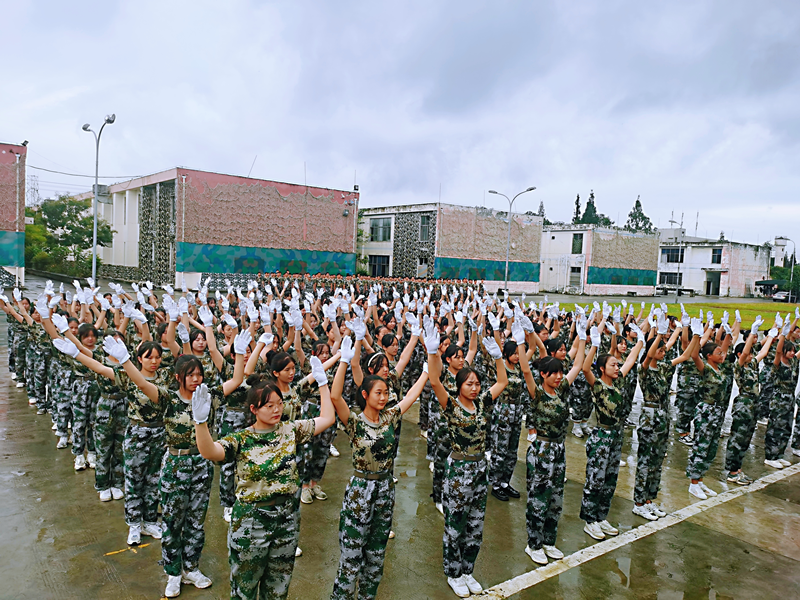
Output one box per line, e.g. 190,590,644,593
82,113,116,283
488,186,536,292
669,215,684,304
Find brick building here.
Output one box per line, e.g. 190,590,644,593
0,142,26,285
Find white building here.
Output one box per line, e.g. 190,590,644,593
658,229,771,297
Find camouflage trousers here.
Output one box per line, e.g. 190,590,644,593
580,426,623,523
443,456,488,578
13,338,27,383
7,323,15,373
570,373,593,422
426,395,441,462
298,401,335,485
219,406,255,508
94,394,128,491
724,395,758,472
792,395,800,451
331,476,394,600
52,366,74,438
24,343,37,400
686,402,726,480
229,498,299,600
490,401,523,488
71,378,99,455
674,388,699,436
31,346,51,411
526,439,566,550
765,392,794,461
756,370,774,421
634,407,670,504
161,453,213,576
429,404,451,505
123,423,166,525
418,380,431,431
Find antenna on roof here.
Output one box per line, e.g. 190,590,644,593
247,155,257,178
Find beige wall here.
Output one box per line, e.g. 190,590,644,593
589,228,659,271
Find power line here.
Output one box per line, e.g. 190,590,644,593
28,165,144,179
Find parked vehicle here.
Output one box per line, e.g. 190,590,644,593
772,291,797,302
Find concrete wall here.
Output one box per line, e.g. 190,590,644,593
0,143,26,281
585,228,659,295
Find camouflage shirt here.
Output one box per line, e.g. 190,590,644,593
218,420,316,503
639,361,673,410
280,382,303,422
443,389,494,456
525,378,571,440
162,386,222,448
734,360,759,399
497,362,524,405
590,376,630,427
700,361,729,407
115,370,166,424
96,361,125,398
344,406,403,473
772,357,799,395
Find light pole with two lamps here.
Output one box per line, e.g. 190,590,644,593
82,114,116,283
488,187,536,293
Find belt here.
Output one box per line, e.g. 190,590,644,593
168,446,200,456
449,452,484,462
224,406,249,413
642,402,660,409
251,494,293,507
102,393,127,400
353,470,391,481
536,434,566,444
129,419,164,428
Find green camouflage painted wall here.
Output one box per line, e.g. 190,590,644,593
177,242,356,275
434,256,540,281
0,231,24,267
586,266,656,286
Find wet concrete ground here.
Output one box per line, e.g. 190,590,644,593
1,286,799,598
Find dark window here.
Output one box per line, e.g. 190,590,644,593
711,248,722,264
659,272,683,285
571,233,583,254
369,218,391,242
368,255,390,277
569,266,582,286
417,256,429,277
420,215,430,241
661,248,684,263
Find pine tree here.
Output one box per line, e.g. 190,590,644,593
623,195,654,234
579,190,614,227
535,201,551,225
572,194,582,224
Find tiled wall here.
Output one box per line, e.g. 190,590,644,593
434,256,540,282
391,211,437,277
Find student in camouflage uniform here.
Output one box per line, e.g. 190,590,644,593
427,319,508,598
105,332,247,599
686,317,736,499
580,322,644,538
675,323,704,444
725,324,775,483
50,317,78,448
193,356,334,600
329,336,428,599
764,326,799,468
9,295,30,387
7,308,16,376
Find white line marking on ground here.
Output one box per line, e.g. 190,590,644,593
480,463,800,599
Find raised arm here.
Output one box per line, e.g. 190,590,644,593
565,336,586,385
330,358,352,424
221,334,248,396
398,368,429,415
488,354,509,400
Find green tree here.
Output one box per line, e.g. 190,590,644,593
572,194,582,224
579,190,614,227
623,195,654,234
534,201,551,226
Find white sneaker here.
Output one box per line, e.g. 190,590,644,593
295,546,303,557
572,422,584,438
462,574,482,594
633,504,658,520
300,487,314,504
429,461,434,473
11,372,16,380
649,503,667,518
447,576,470,598
99,489,112,502
111,487,124,500
56,436,69,449
223,507,232,522
86,452,96,469
142,522,163,539
584,522,605,540
311,484,328,500
420,430,428,439
581,422,592,436
598,520,619,536
525,545,548,564
181,569,212,589
699,482,717,497
127,524,142,545
74,455,87,471
778,459,791,467
388,530,395,539
757,418,768,426
436,503,444,515
165,575,181,598
51,421,57,431
620,459,627,467
16,382,24,388
543,545,564,559
28,396,35,404
329,445,340,457
764,459,784,469
688,483,707,499
792,449,800,457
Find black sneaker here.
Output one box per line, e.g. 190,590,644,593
491,486,509,502
504,485,521,499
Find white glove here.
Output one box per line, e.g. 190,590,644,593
346,318,366,341
198,305,214,327
13,288,22,302
310,356,328,386
511,319,525,345
259,304,272,326
768,327,778,338
656,313,668,335
775,312,784,328
222,313,238,329
177,323,190,344
35,297,50,320
483,336,503,360
246,303,258,323
177,297,189,315
102,336,130,364
752,316,763,334
191,383,212,424
54,338,80,358
630,323,645,344
258,331,274,347
487,312,500,331
590,326,601,348
690,318,704,337
130,309,148,324
722,323,732,336
340,336,355,364
782,320,791,336
576,320,587,341
423,316,440,354
52,313,69,333
233,330,253,355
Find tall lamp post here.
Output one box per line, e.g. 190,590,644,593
489,186,536,292
669,215,684,304
82,114,116,283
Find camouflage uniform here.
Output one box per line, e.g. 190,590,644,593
686,359,733,480
13,318,28,385
219,420,316,600
71,349,103,457
634,361,673,504
431,369,457,505
569,370,593,423
580,375,630,523
525,379,570,550
442,389,494,579
489,362,525,489
29,323,52,412
765,356,799,461
675,358,702,435
7,313,16,374
50,347,75,437
218,361,255,509
756,343,777,421
724,360,760,472
331,406,403,600
93,362,128,491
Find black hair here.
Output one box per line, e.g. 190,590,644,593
357,375,388,411
545,338,566,356
534,356,565,375
136,341,163,363
642,336,665,363
189,328,206,347
455,366,482,395
77,323,98,341
365,352,389,375
248,380,283,413
443,344,464,366
270,351,296,377
502,340,518,361
67,316,79,326
156,322,168,343
595,353,616,374
380,333,397,349
701,342,719,358
175,354,204,389
311,340,330,356
783,341,796,355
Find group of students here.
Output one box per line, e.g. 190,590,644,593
2,273,799,599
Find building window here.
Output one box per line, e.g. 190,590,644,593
659,272,683,286
370,217,391,242
368,255,390,277
571,233,583,254
420,215,430,242
417,256,429,278
661,248,684,263
711,248,722,264
569,266,582,287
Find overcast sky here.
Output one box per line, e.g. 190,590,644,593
3,1,800,246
